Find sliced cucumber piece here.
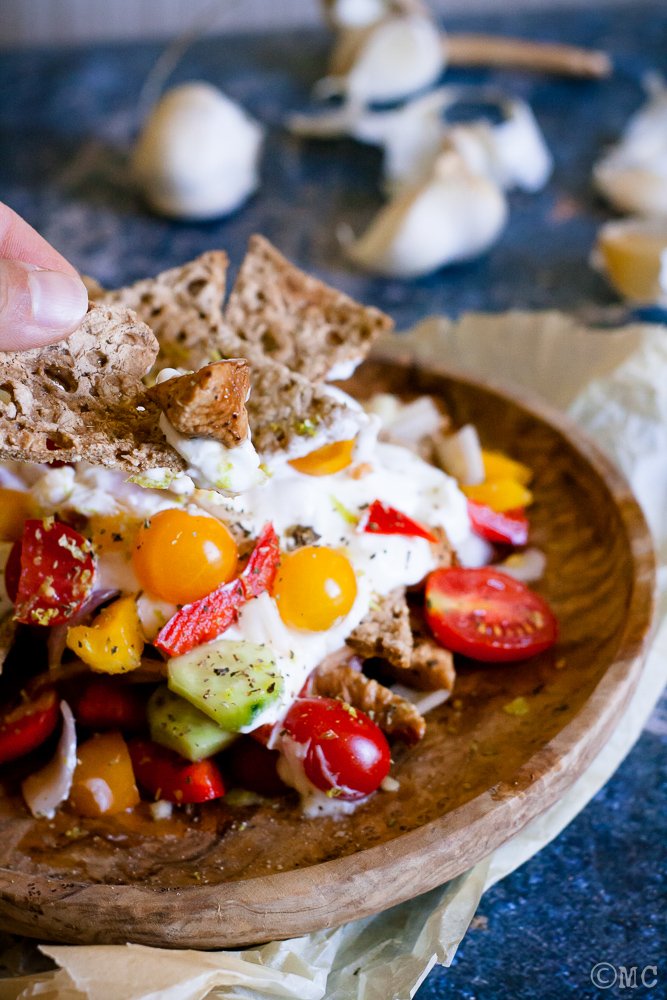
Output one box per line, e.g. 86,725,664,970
167,639,283,732
148,685,236,762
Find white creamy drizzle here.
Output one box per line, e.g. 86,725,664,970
276,733,362,817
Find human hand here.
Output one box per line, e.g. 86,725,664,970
0,201,88,351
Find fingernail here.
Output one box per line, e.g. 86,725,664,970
28,269,88,331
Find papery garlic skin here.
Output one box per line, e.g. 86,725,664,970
594,77,667,217
132,83,263,220
353,88,455,191
449,98,553,193
347,148,507,278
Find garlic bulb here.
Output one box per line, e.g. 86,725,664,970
346,146,507,277
594,76,667,217
132,83,263,220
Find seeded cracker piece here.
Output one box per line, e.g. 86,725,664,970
405,638,456,693
146,360,250,447
311,663,426,743
0,303,185,475
86,251,229,376
244,359,348,455
224,234,394,382
347,587,413,670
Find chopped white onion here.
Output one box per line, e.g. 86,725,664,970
366,394,444,444
498,547,547,583
433,424,485,486
391,684,451,715
21,701,77,820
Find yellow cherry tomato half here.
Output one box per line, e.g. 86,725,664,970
272,546,357,631
132,510,238,606
68,731,140,818
462,479,533,513
0,489,32,541
481,450,532,486
288,439,355,477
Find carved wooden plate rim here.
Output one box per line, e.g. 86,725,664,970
0,359,656,949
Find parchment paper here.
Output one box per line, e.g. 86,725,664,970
3,309,666,1000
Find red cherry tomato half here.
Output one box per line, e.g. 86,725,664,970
425,567,558,663
467,501,529,547
128,738,225,804
282,697,391,801
0,688,60,764
13,519,96,626
72,677,148,732
4,540,21,604
227,737,289,797
363,500,437,544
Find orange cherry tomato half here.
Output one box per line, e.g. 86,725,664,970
288,439,355,476
68,731,140,817
425,567,558,663
0,688,60,764
132,509,238,606
272,546,357,631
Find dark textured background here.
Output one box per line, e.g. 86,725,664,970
0,3,666,997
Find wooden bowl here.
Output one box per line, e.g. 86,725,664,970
0,360,655,949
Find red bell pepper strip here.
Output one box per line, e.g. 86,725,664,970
467,501,529,547
0,688,60,764
155,523,280,658
362,500,437,544
13,519,96,626
128,737,225,804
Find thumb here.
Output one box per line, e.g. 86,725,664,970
0,259,89,351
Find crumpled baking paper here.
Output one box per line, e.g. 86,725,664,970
3,309,667,1000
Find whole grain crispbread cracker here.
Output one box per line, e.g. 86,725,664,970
243,357,350,454
223,234,393,382
87,251,229,377
86,237,386,455
0,303,185,475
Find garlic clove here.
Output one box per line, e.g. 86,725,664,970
594,76,667,217
346,147,507,277
341,14,445,105
132,82,263,220
596,217,667,304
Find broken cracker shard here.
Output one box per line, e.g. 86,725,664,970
146,360,251,447
0,302,185,475
311,663,426,744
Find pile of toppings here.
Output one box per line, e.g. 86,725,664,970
0,237,558,824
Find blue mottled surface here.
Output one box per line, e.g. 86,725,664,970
0,4,666,997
